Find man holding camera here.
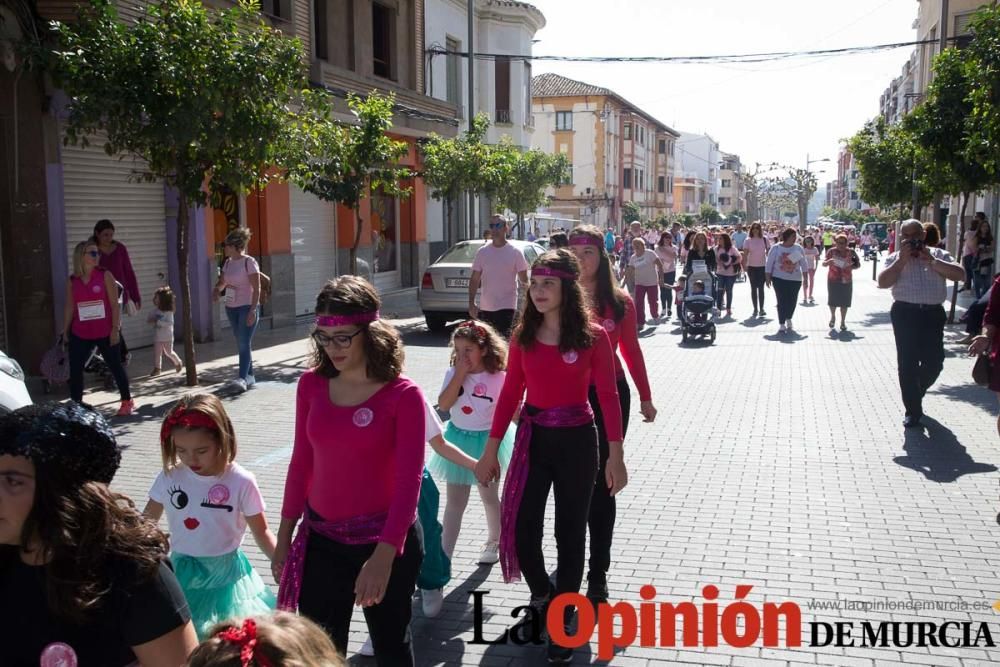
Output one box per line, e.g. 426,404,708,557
878,220,965,428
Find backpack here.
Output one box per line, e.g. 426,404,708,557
245,257,272,305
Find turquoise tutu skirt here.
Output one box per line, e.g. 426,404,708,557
172,549,276,639
428,421,515,486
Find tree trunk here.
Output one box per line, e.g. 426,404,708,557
177,199,198,386
517,212,524,240
798,196,808,232
947,192,972,324
351,207,363,278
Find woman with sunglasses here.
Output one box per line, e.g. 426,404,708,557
274,276,425,665
62,240,134,416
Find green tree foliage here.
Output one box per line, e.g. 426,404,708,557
622,201,642,225
966,4,1000,182
699,203,721,224
848,116,927,217
493,142,569,239
51,0,309,385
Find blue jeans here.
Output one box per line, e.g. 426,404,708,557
716,274,736,310
225,304,259,380
974,266,992,299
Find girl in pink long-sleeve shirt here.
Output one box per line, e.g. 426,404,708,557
274,276,425,666
474,249,626,664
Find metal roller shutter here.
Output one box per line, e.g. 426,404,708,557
290,185,337,316
62,137,168,348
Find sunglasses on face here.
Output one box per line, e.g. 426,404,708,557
311,329,363,349
86,250,100,258
488,223,505,230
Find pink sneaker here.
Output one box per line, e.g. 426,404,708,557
116,399,135,416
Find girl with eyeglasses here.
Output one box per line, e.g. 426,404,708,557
274,276,425,666
62,240,134,416
475,249,625,663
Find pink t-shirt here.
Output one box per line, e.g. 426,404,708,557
281,371,426,554
655,245,676,273
71,268,114,340
803,246,820,271
472,243,529,311
743,237,769,267
221,256,260,309
715,246,741,276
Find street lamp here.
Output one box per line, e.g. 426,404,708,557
803,155,831,228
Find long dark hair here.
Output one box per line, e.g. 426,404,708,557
977,221,993,246
717,232,733,252
569,225,627,321
310,276,403,382
657,232,673,248
515,249,595,353
748,222,763,238
683,230,696,251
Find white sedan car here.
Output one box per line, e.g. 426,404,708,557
0,349,31,414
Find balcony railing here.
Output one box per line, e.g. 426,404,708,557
525,114,535,128
495,109,512,125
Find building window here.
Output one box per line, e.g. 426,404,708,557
721,179,731,188
524,62,532,126
638,126,644,146
638,169,644,191
657,176,666,193
658,139,666,154
495,56,511,123
623,168,632,190
446,37,462,115
261,0,290,20
624,123,632,140
313,0,328,60
556,111,573,131
372,2,395,80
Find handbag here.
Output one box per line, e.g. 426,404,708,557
973,353,992,386
244,257,272,306
40,336,70,385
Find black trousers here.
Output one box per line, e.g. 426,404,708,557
479,309,516,338
299,522,422,666
587,378,631,584
68,333,131,402
772,277,802,324
966,299,988,335
660,271,676,312
890,302,946,417
747,267,766,311
515,412,599,599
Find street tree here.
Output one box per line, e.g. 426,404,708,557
286,92,411,277
623,201,642,225
493,141,569,239
966,3,1000,183
51,0,309,386
848,116,928,221
699,203,721,224
419,114,488,243
765,168,818,231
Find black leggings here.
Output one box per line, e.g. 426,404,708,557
772,277,802,324
660,271,676,312
515,412,599,599
587,379,631,584
299,522,422,666
747,266,766,311
68,333,131,402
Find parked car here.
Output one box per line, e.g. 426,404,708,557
419,239,546,333
534,237,550,250
0,349,31,414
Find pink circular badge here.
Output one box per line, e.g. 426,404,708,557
353,407,374,427
207,484,230,505
92,285,101,294
473,382,488,397
40,643,78,667
602,318,616,333
562,350,579,364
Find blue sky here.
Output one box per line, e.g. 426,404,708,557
526,0,917,183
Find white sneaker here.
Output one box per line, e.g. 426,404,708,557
246,374,256,389
229,378,248,392
421,588,444,617
478,540,500,565
359,636,375,657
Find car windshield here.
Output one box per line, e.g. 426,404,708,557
438,242,485,264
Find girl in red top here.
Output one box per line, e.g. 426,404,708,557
273,276,425,666
568,225,657,605
475,249,626,664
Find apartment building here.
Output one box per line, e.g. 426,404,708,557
718,153,744,217
674,133,721,214
531,73,678,230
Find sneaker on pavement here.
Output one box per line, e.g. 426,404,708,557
421,588,444,617
116,399,135,417
229,378,248,393
585,574,609,605
359,636,375,657
246,374,257,389
478,540,500,565
547,608,576,664
786,320,794,333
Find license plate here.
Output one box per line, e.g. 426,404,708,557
446,278,470,288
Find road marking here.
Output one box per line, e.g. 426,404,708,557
251,446,293,468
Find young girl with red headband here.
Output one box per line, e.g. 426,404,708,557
273,276,425,666
428,319,516,568
186,612,344,666
144,393,277,639
475,249,626,664
567,225,657,606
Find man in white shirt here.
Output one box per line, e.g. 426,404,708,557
878,220,965,428
469,216,529,337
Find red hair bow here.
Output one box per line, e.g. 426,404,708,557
159,408,219,445
216,619,272,667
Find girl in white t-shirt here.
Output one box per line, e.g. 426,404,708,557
802,236,820,304
429,319,516,565
144,393,276,639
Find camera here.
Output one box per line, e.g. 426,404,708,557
904,239,925,251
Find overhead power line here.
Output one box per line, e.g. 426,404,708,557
426,38,944,66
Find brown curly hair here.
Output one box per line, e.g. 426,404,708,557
569,225,627,322
449,319,508,373
310,276,403,382
515,249,595,353
187,612,344,667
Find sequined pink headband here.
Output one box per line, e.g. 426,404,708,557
568,235,603,248
315,311,380,327
532,266,578,280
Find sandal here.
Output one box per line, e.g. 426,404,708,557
829,318,836,328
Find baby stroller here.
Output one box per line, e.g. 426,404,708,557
680,262,718,344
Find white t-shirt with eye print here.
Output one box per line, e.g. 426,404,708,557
149,462,265,557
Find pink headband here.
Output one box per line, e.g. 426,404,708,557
532,266,577,280
568,235,603,248
315,311,380,327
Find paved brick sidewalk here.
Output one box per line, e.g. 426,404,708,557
57,264,1000,666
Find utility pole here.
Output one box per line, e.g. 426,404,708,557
467,0,476,240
